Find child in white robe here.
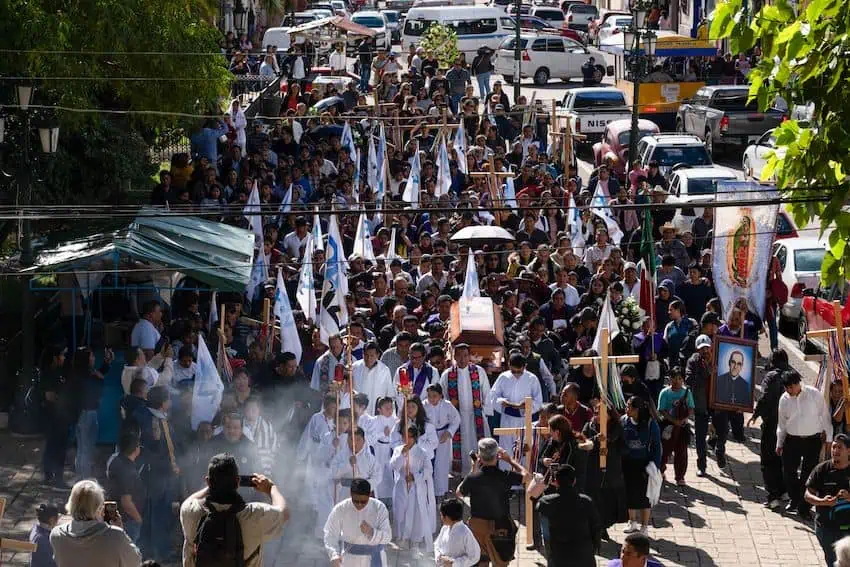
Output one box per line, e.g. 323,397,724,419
390,425,436,552
424,384,461,498
372,396,398,504
313,412,352,539
297,395,337,507
434,498,481,567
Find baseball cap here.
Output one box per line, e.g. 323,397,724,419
695,334,712,350
624,262,637,271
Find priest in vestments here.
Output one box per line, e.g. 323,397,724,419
487,353,543,470
439,343,493,475
393,342,438,406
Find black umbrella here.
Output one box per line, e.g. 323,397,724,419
311,96,345,114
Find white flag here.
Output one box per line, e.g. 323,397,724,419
208,290,218,331
504,175,518,210
277,183,292,228
454,120,468,174
402,151,421,206
274,268,303,363
353,211,376,262
245,251,268,302
297,233,317,322
436,137,452,198
590,182,624,246
592,294,621,354
386,227,399,260
462,252,481,300
319,214,349,345
368,134,379,194
191,335,224,430
342,122,360,199
312,209,324,255
243,180,264,248
568,193,586,256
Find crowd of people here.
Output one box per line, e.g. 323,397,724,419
18,29,849,567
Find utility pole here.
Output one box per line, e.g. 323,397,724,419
513,0,521,102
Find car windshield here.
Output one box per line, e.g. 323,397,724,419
794,248,826,272
501,37,529,49
572,92,626,109
403,19,432,36
617,129,655,147
711,90,759,111
354,16,384,27
383,12,398,22
684,177,735,195
652,146,712,167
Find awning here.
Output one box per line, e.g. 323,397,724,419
287,16,376,37
600,30,716,57
25,210,256,292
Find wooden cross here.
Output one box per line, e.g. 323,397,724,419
568,328,639,468
468,156,515,226
0,497,38,564
493,396,548,543
805,299,850,424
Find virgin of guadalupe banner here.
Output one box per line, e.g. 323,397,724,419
711,181,779,320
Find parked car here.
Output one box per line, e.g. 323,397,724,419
330,0,350,15
528,5,566,28
799,281,850,353
676,85,786,157
667,165,742,233
635,134,712,178
772,237,827,336
742,128,778,182
592,118,660,180
592,13,631,45
557,87,631,143
494,34,598,86
281,11,321,26
509,15,585,42
381,9,402,42
564,3,598,31
351,11,390,50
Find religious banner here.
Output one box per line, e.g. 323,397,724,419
711,181,779,320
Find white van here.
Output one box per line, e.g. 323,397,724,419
401,6,513,57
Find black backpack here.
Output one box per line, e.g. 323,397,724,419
193,498,259,567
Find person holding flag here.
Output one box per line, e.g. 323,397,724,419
320,213,349,345
274,267,303,363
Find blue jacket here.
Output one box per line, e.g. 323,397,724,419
190,122,228,164
621,416,662,469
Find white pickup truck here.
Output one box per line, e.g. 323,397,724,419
556,87,632,144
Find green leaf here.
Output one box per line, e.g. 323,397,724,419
821,251,840,286
711,1,737,38
830,229,846,260
776,21,800,44
761,156,777,181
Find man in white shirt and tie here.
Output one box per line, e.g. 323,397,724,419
776,369,832,519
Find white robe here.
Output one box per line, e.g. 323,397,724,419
352,360,396,415
434,521,481,567
393,363,438,407
324,498,392,567
487,370,543,469
370,414,398,499
390,444,436,547
314,431,349,538
439,365,494,475
330,443,383,502
390,421,439,460
424,399,461,496
297,411,335,506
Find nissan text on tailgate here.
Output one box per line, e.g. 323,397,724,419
557,87,632,144
675,85,786,157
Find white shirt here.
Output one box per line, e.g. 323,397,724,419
283,230,309,259
330,443,383,489
181,497,287,567
130,318,160,350
488,370,543,415
549,283,580,308
434,521,481,567
324,498,392,567
623,279,641,301
291,57,306,80
329,50,347,72
777,384,833,449
582,243,613,271
352,360,395,415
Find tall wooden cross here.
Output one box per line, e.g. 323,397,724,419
468,156,516,226
568,328,639,468
805,299,850,424
493,396,548,543
0,497,38,565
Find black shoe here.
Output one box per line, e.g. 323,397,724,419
42,473,55,486
52,479,71,490
717,455,727,468
707,437,717,449
733,435,746,443
600,529,610,540
696,468,706,477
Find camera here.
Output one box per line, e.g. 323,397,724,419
239,475,255,487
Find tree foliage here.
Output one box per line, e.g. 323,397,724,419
420,24,460,68
711,0,850,285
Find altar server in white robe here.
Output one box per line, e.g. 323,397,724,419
434,498,481,567
352,343,396,416
391,397,439,459
372,396,398,502
390,426,436,551
324,478,392,567
297,395,337,481
424,384,461,497
486,353,543,470
314,412,353,538
330,426,383,502
439,344,493,475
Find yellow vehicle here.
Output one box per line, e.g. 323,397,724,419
600,31,716,130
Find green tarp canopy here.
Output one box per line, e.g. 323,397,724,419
25,210,256,292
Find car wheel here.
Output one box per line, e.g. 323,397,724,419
533,67,550,86
503,75,514,85
798,317,816,354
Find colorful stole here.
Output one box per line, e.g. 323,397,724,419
447,365,486,473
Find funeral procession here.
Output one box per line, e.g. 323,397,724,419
0,0,848,565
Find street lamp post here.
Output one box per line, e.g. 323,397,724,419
626,4,656,163
0,85,59,432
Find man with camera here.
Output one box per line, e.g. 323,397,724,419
457,438,529,567
180,453,289,567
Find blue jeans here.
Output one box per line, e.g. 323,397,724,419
476,72,492,99
124,518,141,545
449,94,463,114
816,523,840,567
141,482,175,561
359,66,370,92
75,410,99,479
